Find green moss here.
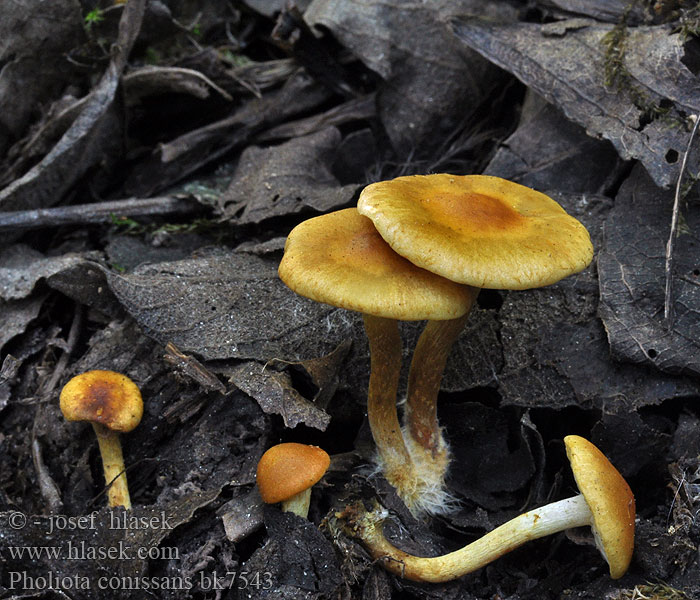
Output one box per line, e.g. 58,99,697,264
83,8,105,31
678,4,700,40
601,2,637,90
109,214,222,237
613,583,692,600
602,20,629,89
601,1,679,125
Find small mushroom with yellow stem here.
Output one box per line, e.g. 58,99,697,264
59,370,143,509
337,435,635,582
256,443,331,517
278,208,476,515
358,174,594,500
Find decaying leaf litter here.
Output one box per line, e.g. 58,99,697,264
1,0,699,598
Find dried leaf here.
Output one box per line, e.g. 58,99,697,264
163,342,227,394
0,0,146,212
539,0,647,23
255,94,376,143
497,189,700,410
0,245,100,301
0,0,84,156
485,92,621,194
245,0,310,18
0,296,45,354
218,127,357,224
598,165,700,376
228,361,331,430
125,71,333,196
105,233,208,273
591,412,670,478
106,247,350,362
452,18,700,188
268,338,352,410
305,0,509,155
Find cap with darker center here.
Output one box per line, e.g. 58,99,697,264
358,173,594,290
59,370,143,510
422,191,526,234
60,370,143,433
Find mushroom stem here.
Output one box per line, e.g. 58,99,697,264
363,314,415,494
92,423,131,510
281,488,312,517
341,495,593,583
405,294,476,455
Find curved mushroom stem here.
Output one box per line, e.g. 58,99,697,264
402,287,478,513
362,315,416,502
92,423,131,510
281,488,312,517
406,311,473,452
341,494,593,583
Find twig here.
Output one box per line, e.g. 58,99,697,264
0,196,202,233
31,303,83,513
664,115,699,328
163,342,227,394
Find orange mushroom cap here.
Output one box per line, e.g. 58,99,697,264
564,435,636,579
278,207,475,321
358,174,593,290
256,443,330,504
60,370,143,433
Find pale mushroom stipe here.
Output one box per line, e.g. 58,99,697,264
278,208,474,515
337,435,635,582
357,174,594,512
59,370,143,509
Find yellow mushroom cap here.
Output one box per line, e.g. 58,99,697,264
564,435,635,579
256,443,331,504
357,174,594,290
278,208,475,321
60,370,143,433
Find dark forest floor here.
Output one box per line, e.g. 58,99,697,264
1,1,700,599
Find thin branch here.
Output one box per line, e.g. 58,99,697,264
32,303,83,513
0,196,202,233
664,115,699,328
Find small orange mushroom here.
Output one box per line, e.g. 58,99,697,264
60,370,143,509
256,443,330,517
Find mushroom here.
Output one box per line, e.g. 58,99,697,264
338,435,635,582
59,370,143,509
279,208,475,515
358,174,594,493
256,443,331,517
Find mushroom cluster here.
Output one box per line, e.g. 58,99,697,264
279,208,475,514
279,173,594,516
